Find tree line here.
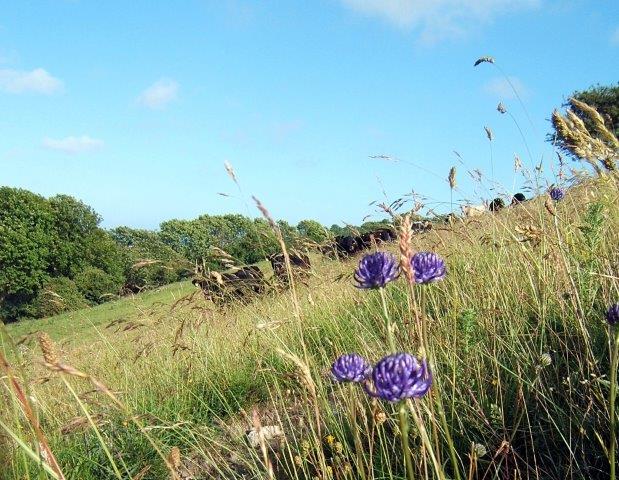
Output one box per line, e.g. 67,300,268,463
0,186,390,322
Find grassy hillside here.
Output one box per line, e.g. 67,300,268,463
2,176,619,479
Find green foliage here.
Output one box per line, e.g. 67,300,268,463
112,227,189,291
48,194,102,278
359,219,392,234
160,214,291,268
573,202,607,316
32,277,88,317
579,202,605,253
297,219,329,243
0,187,55,320
74,267,122,305
80,230,126,282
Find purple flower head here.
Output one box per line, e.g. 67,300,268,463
607,303,619,326
366,353,432,402
331,353,372,383
549,187,565,202
354,252,400,289
411,251,446,284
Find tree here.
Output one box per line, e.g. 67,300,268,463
81,230,126,284
0,188,56,321
297,219,329,243
48,194,102,277
570,83,619,137
111,226,190,290
276,220,299,247
359,219,392,234
550,83,619,165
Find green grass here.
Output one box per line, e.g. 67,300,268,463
5,281,196,344
2,176,619,480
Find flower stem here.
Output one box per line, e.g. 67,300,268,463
419,288,428,357
609,326,619,480
379,287,396,352
409,401,446,480
399,402,416,480
349,383,367,480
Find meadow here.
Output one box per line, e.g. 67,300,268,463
2,171,619,479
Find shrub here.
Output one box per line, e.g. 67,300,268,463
32,277,88,318
74,267,122,305
124,260,186,292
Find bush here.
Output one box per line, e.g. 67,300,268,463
33,277,88,318
124,260,187,292
75,267,122,305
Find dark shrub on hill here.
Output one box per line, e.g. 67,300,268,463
75,267,123,305
33,277,88,317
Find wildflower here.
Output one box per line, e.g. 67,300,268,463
411,251,446,284
366,353,432,402
331,353,372,383
607,303,619,326
472,443,487,457
549,187,565,201
354,251,399,289
539,353,552,367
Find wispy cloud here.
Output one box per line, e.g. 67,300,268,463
483,76,529,100
611,26,619,46
0,68,63,94
137,79,178,109
340,0,540,43
42,135,104,155
272,120,303,141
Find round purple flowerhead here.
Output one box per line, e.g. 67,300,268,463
549,187,565,202
354,251,400,289
607,303,619,326
411,251,446,284
331,353,372,383
366,353,432,402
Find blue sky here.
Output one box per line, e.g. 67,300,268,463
1,1,617,229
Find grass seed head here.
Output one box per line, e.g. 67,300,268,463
448,166,457,189
399,214,414,283
38,333,59,365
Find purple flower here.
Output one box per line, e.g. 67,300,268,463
607,303,619,326
366,353,432,402
549,187,565,201
331,353,372,383
354,252,400,289
411,251,446,284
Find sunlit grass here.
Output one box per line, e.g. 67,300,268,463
2,175,619,479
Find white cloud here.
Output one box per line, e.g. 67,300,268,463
340,0,540,43
137,79,178,109
0,68,63,94
611,27,619,46
483,76,529,100
42,135,104,155
272,120,303,141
